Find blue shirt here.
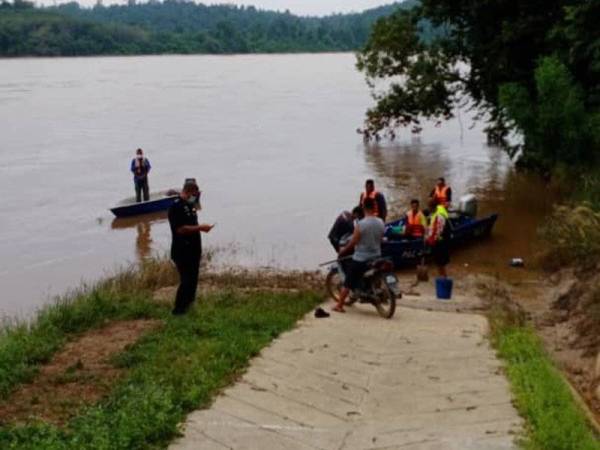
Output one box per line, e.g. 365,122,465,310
130,157,151,181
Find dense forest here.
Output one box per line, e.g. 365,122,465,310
0,0,417,56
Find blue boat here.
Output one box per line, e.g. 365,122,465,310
110,191,179,218
382,213,499,268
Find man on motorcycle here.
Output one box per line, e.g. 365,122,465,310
333,198,385,313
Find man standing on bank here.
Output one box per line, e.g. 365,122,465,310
359,179,387,222
426,199,450,278
168,179,215,315
131,148,151,203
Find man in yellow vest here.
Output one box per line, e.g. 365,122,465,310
429,177,452,209
359,179,387,222
426,199,450,278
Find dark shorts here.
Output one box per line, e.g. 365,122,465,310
432,240,450,267
344,260,370,290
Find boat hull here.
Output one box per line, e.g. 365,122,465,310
110,195,178,218
382,214,498,268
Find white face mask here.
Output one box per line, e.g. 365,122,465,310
187,195,198,205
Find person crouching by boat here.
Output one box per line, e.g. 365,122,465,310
405,199,427,239
429,177,452,210
328,206,364,278
131,148,151,203
168,179,215,316
426,199,450,278
328,206,364,253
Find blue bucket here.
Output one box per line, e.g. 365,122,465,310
436,277,453,300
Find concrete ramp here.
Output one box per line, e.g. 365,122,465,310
171,304,522,450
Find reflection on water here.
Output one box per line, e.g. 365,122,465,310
363,140,511,215
111,212,167,262
136,222,153,261
363,141,452,217
460,170,555,275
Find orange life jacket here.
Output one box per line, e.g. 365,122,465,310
406,210,426,237
433,185,450,208
360,190,380,217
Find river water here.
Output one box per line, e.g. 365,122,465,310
0,53,551,318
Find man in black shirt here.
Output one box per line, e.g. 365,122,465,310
168,179,215,315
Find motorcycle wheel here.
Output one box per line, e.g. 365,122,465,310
372,274,396,319
325,269,343,302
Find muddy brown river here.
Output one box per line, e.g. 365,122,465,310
0,53,551,318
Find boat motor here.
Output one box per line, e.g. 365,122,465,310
458,194,478,217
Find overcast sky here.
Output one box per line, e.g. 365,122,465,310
207,1,396,16
43,1,397,16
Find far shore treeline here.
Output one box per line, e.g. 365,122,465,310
0,0,430,56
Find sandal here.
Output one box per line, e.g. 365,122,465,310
314,307,330,318
332,305,346,313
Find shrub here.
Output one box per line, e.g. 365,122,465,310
538,204,600,269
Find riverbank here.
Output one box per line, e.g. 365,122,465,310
0,259,322,448
482,279,600,449
1,259,599,449
494,267,600,431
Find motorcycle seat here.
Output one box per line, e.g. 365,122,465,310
367,258,394,271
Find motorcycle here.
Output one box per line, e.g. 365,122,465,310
325,258,400,319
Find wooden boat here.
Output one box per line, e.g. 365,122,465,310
110,191,179,218
382,213,499,268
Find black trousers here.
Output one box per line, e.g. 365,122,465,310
135,178,150,202
432,240,450,267
343,260,370,291
173,256,200,314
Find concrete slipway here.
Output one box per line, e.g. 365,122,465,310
171,290,522,450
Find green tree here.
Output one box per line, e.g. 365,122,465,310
0,1,415,57
556,2,600,108
357,0,600,170
356,9,459,139
499,56,599,169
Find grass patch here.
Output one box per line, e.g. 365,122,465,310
488,306,600,450
0,259,322,448
0,257,203,400
0,288,162,401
